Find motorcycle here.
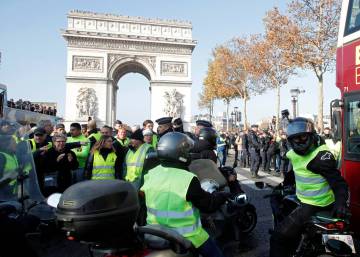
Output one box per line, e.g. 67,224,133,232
189,159,257,241
46,180,196,257
0,119,57,256
256,182,356,257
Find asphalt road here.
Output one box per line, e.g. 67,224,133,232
224,151,283,257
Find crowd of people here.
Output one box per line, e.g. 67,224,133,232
0,109,348,257
7,98,57,116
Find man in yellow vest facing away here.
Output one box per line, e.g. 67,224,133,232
123,129,153,190
87,120,101,149
270,118,349,257
141,132,229,257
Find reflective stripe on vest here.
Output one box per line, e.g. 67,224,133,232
141,166,209,248
286,144,335,207
92,151,116,180
125,143,150,182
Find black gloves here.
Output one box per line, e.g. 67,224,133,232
332,203,350,219
213,191,232,202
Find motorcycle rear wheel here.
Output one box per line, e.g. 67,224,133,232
237,204,257,234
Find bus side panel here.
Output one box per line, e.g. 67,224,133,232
343,160,360,234
336,47,344,93
340,39,360,93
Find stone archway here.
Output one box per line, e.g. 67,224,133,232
63,10,196,128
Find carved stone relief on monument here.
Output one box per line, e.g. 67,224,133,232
76,87,98,119
161,61,187,76
72,56,104,72
108,54,156,71
163,89,184,117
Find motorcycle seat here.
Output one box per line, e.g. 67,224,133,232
137,225,193,252
313,211,338,223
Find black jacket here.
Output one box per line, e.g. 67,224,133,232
34,147,78,192
241,134,249,150
248,130,260,150
191,140,217,163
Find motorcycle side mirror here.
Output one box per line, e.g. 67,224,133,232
46,193,62,208
254,181,266,189
326,239,353,255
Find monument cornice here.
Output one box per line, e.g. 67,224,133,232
62,30,197,46
63,34,196,55
69,10,193,28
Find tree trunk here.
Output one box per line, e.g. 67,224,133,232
275,84,281,132
318,73,324,133
244,97,248,130
226,100,230,131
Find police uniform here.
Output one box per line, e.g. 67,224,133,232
248,125,261,177
155,117,173,138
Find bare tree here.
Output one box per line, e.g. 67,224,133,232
284,0,340,131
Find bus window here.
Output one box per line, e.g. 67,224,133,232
346,98,360,156
345,0,360,36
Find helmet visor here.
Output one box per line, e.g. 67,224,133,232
287,120,314,138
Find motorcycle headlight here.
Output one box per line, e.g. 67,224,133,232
235,194,248,205
200,179,219,193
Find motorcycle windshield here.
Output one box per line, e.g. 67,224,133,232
0,119,44,205
189,159,227,188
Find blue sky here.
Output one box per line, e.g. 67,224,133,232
0,1,340,125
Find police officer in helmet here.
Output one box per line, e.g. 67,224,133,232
191,127,218,163
141,132,228,257
270,117,349,257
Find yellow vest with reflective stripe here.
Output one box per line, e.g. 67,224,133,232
151,134,158,149
141,166,209,248
1,152,19,186
28,139,52,153
117,137,130,147
92,150,116,180
88,131,101,142
286,144,335,207
125,144,150,183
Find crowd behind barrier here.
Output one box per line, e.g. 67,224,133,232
7,98,57,116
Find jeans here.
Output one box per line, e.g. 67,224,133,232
217,149,226,166
72,168,85,184
240,149,249,168
249,148,260,175
197,238,225,257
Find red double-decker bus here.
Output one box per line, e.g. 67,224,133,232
335,0,360,234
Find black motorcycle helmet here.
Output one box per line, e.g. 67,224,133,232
157,132,194,164
287,117,317,155
281,109,290,117
198,127,217,149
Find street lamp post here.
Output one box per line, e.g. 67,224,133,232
290,88,305,118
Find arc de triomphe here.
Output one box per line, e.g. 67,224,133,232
62,10,196,127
